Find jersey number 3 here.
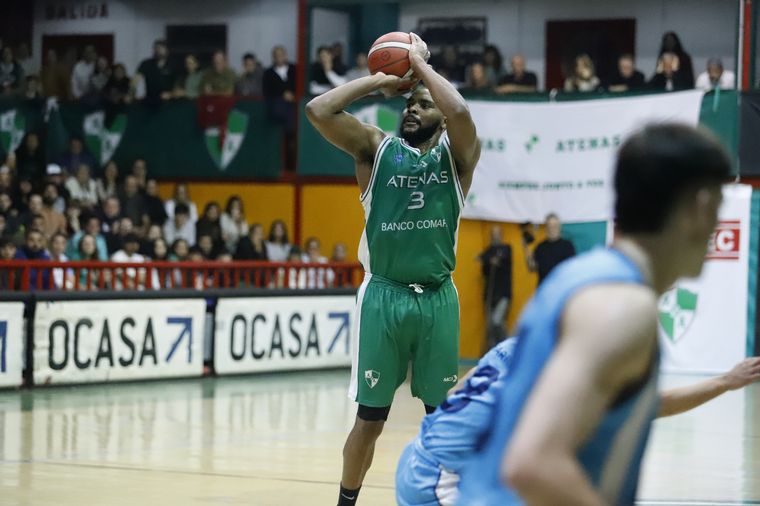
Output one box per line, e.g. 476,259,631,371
408,191,425,210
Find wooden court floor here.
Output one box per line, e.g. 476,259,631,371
0,370,758,505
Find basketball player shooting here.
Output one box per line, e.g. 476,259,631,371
305,32,481,506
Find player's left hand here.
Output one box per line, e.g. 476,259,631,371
721,356,760,390
409,32,430,64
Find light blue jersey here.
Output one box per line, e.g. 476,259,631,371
396,339,517,506
458,248,660,506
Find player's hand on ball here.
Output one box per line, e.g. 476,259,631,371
409,32,431,63
376,72,418,97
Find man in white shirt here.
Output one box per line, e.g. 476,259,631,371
163,203,196,246
111,233,147,289
71,45,96,99
696,57,735,91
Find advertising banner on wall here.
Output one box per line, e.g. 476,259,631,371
463,91,704,223
33,299,206,385
0,303,24,388
214,296,354,374
658,185,752,374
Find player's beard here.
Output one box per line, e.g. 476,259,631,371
400,121,441,147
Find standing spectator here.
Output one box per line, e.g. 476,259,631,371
607,54,646,92
345,52,369,82
236,53,263,97
478,226,513,348
265,219,292,262
163,202,196,246
460,62,492,94
196,201,223,250
0,46,23,95
71,45,96,99
68,215,109,261
696,58,735,91
119,175,146,229
173,54,202,99
65,164,99,208
220,195,248,253
658,31,694,88
263,46,297,170
89,55,111,99
201,50,237,96
650,52,692,91
482,45,505,86
40,49,71,100
564,54,601,92
39,190,67,239
15,229,52,289
15,132,45,180
16,43,35,77
523,213,576,285
131,158,148,191
57,137,96,175
99,196,122,234
103,63,132,105
134,39,175,103
164,182,198,223
96,161,119,202
331,42,348,76
435,45,465,84
234,223,268,260
496,54,538,93
310,46,346,95
143,179,168,227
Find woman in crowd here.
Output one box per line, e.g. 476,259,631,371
482,45,505,86
564,54,601,92
75,233,108,289
96,160,119,202
174,54,202,99
266,219,292,262
658,31,694,88
196,202,224,251
220,195,249,253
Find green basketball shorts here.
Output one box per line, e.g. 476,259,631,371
348,273,460,408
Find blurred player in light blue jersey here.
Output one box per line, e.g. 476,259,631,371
455,124,732,505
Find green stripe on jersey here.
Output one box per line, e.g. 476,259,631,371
360,136,462,285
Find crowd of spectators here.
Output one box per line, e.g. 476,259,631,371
0,147,351,290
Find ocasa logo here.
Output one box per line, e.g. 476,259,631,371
707,220,740,260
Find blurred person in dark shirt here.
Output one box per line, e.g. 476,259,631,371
478,225,513,348
523,213,576,285
496,54,538,93
143,179,168,227
119,175,145,230
234,223,268,260
607,54,646,92
134,39,175,104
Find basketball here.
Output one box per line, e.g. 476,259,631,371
368,32,413,78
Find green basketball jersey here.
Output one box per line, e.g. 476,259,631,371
358,136,465,285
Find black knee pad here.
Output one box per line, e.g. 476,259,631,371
357,404,391,422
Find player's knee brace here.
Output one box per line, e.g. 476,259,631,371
357,404,391,422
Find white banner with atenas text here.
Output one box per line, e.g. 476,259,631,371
33,299,206,385
658,185,751,374
463,91,704,223
0,303,24,388
214,296,354,374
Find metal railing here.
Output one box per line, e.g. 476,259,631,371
0,260,364,292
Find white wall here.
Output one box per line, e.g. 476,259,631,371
400,0,738,89
311,7,350,59
32,0,298,73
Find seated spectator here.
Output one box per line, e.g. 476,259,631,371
0,192,20,237
99,196,122,234
96,161,119,202
659,31,695,89
111,233,147,289
236,53,263,97
331,242,351,287
435,45,465,84
279,246,305,289
197,233,218,260
309,46,346,95
0,237,20,290
196,201,223,250
49,232,74,289
144,179,168,227
696,58,735,91
302,236,332,289
650,52,692,91
173,54,202,99
608,54,646,92
15,132,45,181
0,46,23,95
345,52,370,82
164,182,199,223
0,213,7,240
266,219,292,262
163,202,196,247
139,224,163,256
131,158,148,191
331,42,348,76
14,174,34,214
106,216,135,255
40,48,70,100
564,54,601,92
460,62,493,94
496,54,538,93
89,55,112,99
44,163,70,206
43,182,67,223
57,137,96,175
170,238,190,261
133,39,175,104
65,164,99,208
220,195,248,253
482,45,505,86
22,76,44,104
37,191,67,240
71,45,97,100
119,175,146,229
68,214,109,261
65,200,82,237
331,242,347,262
234,223,268,260
29,214,46,236
15,229,52,289
103,63,132,105
201,50,237,96
75,233,109,289
151,237,169,261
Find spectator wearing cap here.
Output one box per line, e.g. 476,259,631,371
236,53,264,96
45,163,71,203
65,164,98,208
163,202,196,246
696,58,735,91
57,138,96,175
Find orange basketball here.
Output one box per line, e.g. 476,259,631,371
368,32,412,78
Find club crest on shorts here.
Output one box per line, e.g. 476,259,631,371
364,370,380,389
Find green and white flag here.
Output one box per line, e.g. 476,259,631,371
205,109,248,171
84,111,127,165
353,103,400,135
0,109,26,156
658,287,698,343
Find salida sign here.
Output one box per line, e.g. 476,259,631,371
34,299,205,385
214,296,354,374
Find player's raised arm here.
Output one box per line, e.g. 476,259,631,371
501,285,657,506
407,33,481,189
